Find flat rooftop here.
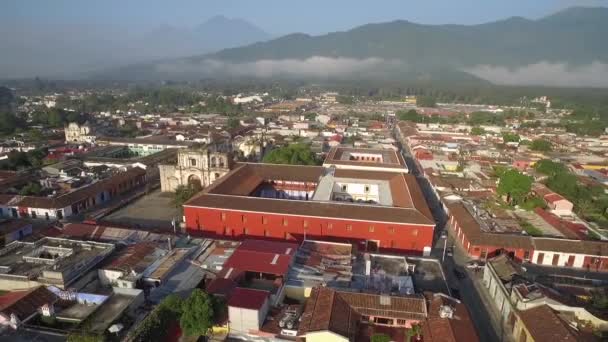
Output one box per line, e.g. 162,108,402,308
0,237,113,281
186,163,433,225
323,146,407,172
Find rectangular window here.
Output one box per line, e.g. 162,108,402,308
523,250,531,260
283,219,288,227
264,230,269,237
262,216,268,224
388,227,395,234
190,158,197,166
327,223,333,230
364,185,370,193
303,220,309,228
341,185,347,192
369,225,374,233
244,228,249,235
220,212,226,221
346,224,352,231
241,215,247,223
412,229,418,236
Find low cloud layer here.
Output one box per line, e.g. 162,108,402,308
155,56,406,79
466,61,608,88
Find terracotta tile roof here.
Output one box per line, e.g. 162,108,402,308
0,286,57,321
188,194,434,225
298,287,360,339
299,287,428,340
2,167,146,210
517,305,579,342
448,201,608,257
227,288,269,310
187,163,434,226
338,291,427,321
423,295,479,342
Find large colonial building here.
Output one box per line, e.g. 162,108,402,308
159,147,233,192
65,122,96,144
183,148,435,254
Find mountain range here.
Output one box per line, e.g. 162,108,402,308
99,7,608,87
0,16,271,79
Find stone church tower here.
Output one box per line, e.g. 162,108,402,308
159,146,232,192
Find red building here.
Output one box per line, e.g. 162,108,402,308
447,201,608,271
184,162,435,255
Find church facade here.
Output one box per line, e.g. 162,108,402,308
159,148,232,192
65,122,96,144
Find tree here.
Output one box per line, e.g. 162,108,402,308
227,117,240,129
497,169,532,205
502,132,520,143
19,182,42,196
263,144,319,165
47,108,67,127
0,112,20,135
371,333,391,342
173,184,202,208
417,96,437,108
397,109,422,122
530,139,552,152
337,95,354,104
304,112,317,121
534,159,567,177
470,126,485,136
180,289,214,337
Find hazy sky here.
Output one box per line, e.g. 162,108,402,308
4,0,606,35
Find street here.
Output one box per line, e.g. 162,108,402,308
396,133,502,342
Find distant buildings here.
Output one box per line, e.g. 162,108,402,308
0,167,147,220
64,122,96,144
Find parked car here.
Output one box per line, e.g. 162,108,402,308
466,260,485,269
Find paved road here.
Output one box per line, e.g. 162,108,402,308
395,133,501,342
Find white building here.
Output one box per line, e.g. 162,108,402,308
65,122,96,144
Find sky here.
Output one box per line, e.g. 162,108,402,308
4,0,606,35
2,0,607,82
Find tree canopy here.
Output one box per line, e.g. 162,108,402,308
470,126,485,136
529,139,552,152
534,159,567,176
497,169,532,205
502,132,520,143
173,184,202,208
263,144,319,165
180,289,215,337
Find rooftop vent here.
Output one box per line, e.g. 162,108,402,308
439,305,454,319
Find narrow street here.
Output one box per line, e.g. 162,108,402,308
396,134,502,342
